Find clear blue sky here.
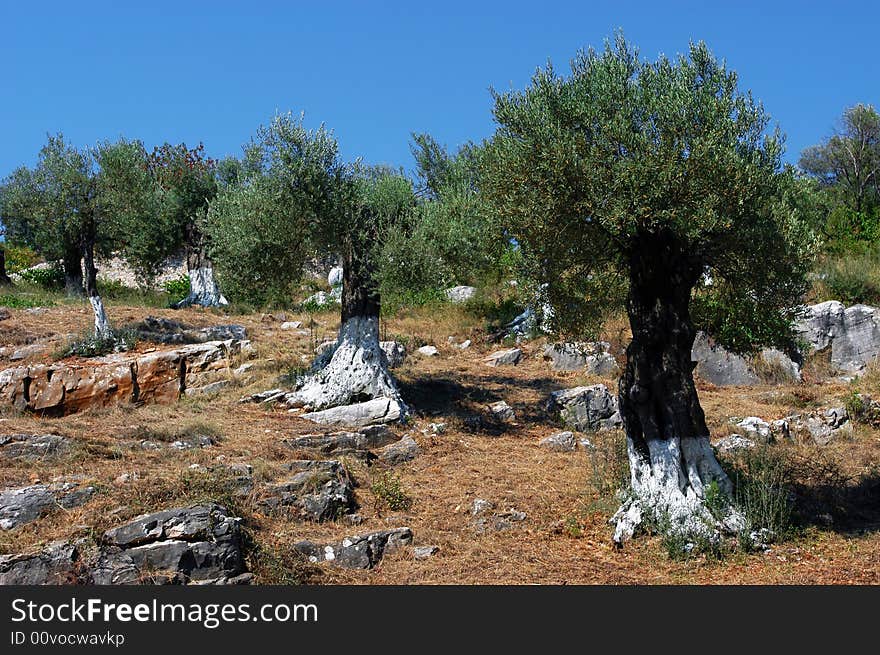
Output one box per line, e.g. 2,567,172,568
2,0,877,178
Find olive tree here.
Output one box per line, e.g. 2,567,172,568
0,134,114,335
206,113,412,412
0,136,93,296
481,37,817,545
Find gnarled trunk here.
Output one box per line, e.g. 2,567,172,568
81,237,111,338
286,237,405,414
174,222,227,308
612,232,741,545
62,243,84,297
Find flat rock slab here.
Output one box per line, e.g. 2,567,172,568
0,339,249,415
485,348,523,367
0,433,69,460
282,425,395,457
0,541,81,585
301,397,403,428
0,482,96,530
295,527,413,569
133,317,247,344
94,503,246,584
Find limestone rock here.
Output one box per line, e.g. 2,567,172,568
295,527,413,569
796,301,880,372
94,503,246,584
0,482,96,530
282,425,396,456
546,384,622,432
378,435,420,465
542,342,619,375
380,341,406,368
487,400,515,422
445,286,476,303
0,541,80,585
260,462,356,522
484,348,522,367
539,431,577,452
301,397,403,428
714,435,756,454
0,433,69,460
417,345,439,357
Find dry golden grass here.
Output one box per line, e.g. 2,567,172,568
1,301,879,584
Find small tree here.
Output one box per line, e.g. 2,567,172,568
147,142,225,307
206,113,411,411
378,134,510,304
800,104,880,216
481,37,816,545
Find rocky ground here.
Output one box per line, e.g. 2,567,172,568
1,298,879,584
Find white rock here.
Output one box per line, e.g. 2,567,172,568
445,286,476,304
417,345,439,357
484,348,522,367
281,321,303,330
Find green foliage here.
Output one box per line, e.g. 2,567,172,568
57,329,138,358
16,264,65,290
728,447,795,547
370,471,412,511
815,250,880,305
2,244,40,273
0,293,52,309
162,275,191,305
800,103,880,216
481,34,817,346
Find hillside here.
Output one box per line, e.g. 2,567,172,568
1,297,878,584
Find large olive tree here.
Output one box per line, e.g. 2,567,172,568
481,37,816,545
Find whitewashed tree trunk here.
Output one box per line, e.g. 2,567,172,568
175,265,228,308
612,434,743,544
286,314,406,412
90,295,112,339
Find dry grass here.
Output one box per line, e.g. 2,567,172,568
0,301,879,584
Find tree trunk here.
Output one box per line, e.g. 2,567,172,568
81,237,111,338
612,232,742,546
285,237,405,414
62,243,84,297
174,221,227,308
0,247,12,286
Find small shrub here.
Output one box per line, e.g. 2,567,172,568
3,245,41,273
370,471,412,511
726,446,795,545
162,275,190,305
18,265,65,290
57,329,138,359
585,430,630,503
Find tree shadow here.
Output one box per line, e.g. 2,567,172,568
397,371,569,435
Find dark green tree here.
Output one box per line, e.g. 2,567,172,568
481,37,817,545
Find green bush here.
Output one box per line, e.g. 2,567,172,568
3,244,41,274
817,251,880,305
162,275,190,305
370,471,412,511
17,265,65,290
0,293,51,309
57,329,138,359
